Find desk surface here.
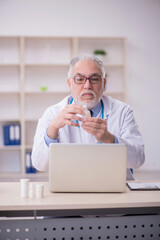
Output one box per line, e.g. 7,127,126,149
0,182,160,213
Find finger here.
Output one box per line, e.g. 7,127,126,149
65,113,83,122
66,104,84,115
82,125,99,137
82,124,99,133
82,120,107,136
84,117,106,124
85,118,107,127
82,125,107,140
65,119,79,127
82,121,106,130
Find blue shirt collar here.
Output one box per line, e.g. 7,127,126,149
90,101,102,117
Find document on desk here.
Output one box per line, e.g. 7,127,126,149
127,182,160,190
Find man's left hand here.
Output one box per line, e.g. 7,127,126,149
81,117,115,143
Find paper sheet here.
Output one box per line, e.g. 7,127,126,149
127,182,160,190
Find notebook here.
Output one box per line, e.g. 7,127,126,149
49,143,127,193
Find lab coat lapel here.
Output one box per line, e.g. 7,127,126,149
102,96,110,121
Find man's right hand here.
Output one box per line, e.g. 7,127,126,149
47,104,84,139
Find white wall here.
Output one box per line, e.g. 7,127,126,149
0,0,160,170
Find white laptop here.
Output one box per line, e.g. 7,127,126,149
49,143,127,193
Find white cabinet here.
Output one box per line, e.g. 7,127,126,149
0,36,127,180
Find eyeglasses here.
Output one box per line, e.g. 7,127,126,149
73,75,103,85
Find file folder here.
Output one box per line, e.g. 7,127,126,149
3,124,21,146
25,152,37,174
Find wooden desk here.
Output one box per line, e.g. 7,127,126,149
0,182,160,240
0,182,160,216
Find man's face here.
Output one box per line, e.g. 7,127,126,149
67,60,106,109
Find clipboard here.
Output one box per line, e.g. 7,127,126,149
127,182,160,191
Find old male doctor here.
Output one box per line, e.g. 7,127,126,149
32,55,145,180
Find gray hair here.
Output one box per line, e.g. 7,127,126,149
67,54,106,78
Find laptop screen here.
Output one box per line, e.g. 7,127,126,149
49,143,127,193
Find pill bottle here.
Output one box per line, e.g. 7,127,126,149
83,106,91,121
29,182,35,198
36,184,44,199
20,178,30,198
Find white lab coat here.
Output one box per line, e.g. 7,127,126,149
32,95,145,180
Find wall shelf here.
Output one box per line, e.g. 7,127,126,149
0,36,128,180
0,146,22,150
25,63,69,67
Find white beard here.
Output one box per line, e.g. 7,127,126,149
71,88,104,109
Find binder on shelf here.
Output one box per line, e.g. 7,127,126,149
3,124,21,146
25,152,37,174
15,124,21,145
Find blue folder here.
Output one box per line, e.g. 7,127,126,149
3,124,21,146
